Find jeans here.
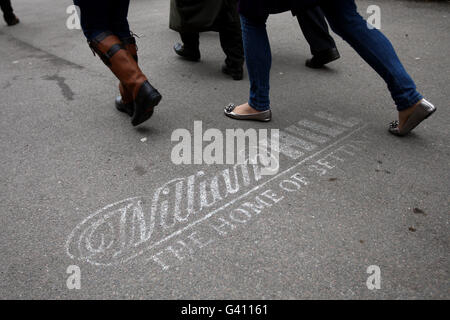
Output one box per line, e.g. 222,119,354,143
241,0,423,111
240,15,272,111
73,0,131,40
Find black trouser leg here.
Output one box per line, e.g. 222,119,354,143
0,0,14,18
180,32,200,50
218,1,244,68
219,21,244,68
297,6,337,56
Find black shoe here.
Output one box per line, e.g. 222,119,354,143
173,43,200,62
4,14,19,26
306,48,340,69
131,81,162,127
222,64,243,81
115,96,134,117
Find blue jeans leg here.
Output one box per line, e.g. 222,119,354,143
320,0,422,111
240,15,272,112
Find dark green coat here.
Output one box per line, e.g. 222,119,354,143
169,0,225,33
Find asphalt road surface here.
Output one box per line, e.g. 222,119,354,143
0,0,449,299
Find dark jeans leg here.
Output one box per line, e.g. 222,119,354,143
297,6,337,56
109,0,131,39
218,1,244,68
73,0,130,40
240,14,271,111
320,0,422,111
0,0,14,18
180,32,200,50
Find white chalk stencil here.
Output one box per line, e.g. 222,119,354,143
66,113,363,267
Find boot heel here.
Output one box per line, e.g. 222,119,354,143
131,81,162,127
115,96,134,116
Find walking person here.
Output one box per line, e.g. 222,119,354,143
225,0,436,137
170,0,245,80
1,0,19,26
73,0,162,127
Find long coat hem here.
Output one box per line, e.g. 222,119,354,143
169,0,225,33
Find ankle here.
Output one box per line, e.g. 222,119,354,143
403,99,423,112
234,103,266,114
411,99,423,109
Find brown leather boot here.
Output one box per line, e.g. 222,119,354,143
116,36,138,116
89,32,162,126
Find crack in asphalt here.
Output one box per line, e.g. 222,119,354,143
0,30,84,71
42,74,75,101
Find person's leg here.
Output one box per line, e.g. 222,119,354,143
107,0,143,117
320,0,435,135
73,0,110,40
174,32,201,61
0,0,13,16
320,0,422,112
296,6,340,68
74,0,162,126
218,0,245,80
242,14,271,111
109,0,131,39
225,14,271,119
180,32,200,50
1,0,19,26
242,14,272,112
74,0,130,40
